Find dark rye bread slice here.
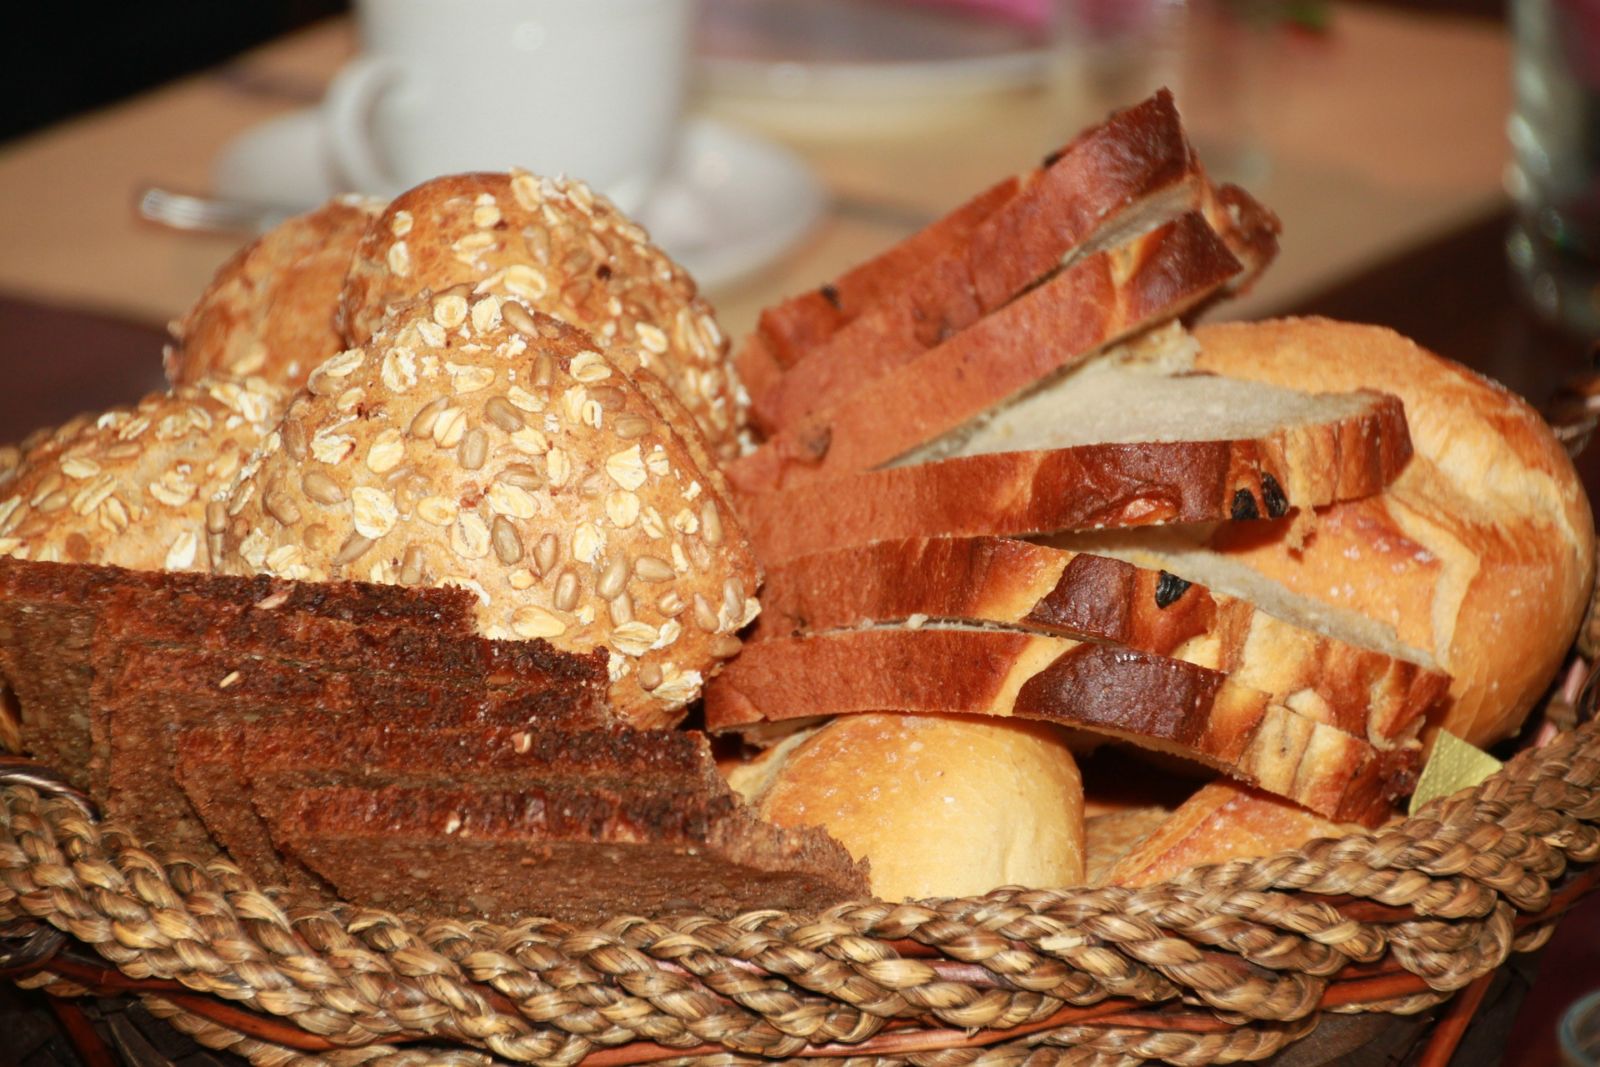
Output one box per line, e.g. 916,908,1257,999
261,779,867,922
704,628,1415,825
0,563,117,781
753,536,1447,747
85,577,602,794
729,212,1244,495
0,558,480,787
179,720,701,893
94,605,607,859
736,370,1413,566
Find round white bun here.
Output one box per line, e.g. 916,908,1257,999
727,713,1085,901
1193,317,1595,746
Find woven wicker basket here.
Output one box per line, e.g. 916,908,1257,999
1,643,1597,1066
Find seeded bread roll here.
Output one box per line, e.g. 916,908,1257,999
166,197,384,389
0,378,284,571
727,713,1086,900
217,293,758,723
338,171,741,459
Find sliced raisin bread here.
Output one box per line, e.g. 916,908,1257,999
754,536,1446,747
737,332,1411,566
1062,318,1595,747
730,213,1246,493
704,627,1412,824
739,90,1279,434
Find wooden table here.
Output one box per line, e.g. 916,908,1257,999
0,5,1511,344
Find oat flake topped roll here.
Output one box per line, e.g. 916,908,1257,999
217,292,759,724
0,378,285,571
338,171,742,459
166,196,385,390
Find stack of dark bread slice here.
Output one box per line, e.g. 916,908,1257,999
0,559,866,920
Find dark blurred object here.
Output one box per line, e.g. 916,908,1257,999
0,296,168,442
0,1,347,144
1281,206,1592,407
1507,0,1600,338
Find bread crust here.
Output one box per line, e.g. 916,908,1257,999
730,212,1245,492
704,629,1412,823
747,92,1204,433
166,197,382,390
755,536,1446,745
1190,318,1596,744
737,394,1412,566
746,174,1021,377
1101,780,1358,887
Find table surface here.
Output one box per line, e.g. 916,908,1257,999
0,6,1595,1065
0,4,1512,342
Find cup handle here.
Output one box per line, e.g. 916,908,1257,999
323,56,401,194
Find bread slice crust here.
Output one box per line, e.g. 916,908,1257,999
705,628,1415,824
755,536,1447,745
737,392,1412,566
731,212,1246,493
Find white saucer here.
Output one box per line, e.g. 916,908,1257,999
213,111,824,292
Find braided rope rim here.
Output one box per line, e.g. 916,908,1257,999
2,709,1596,1067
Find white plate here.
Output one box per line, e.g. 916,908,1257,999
212,111,824,292
698,0,1054,102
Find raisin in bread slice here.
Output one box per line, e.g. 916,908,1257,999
737,330,1411,566
703,627,1413,824
247,728,867,921
754,536,1446,748
1059,318,1595,747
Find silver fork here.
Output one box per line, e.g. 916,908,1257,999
135,186,298,236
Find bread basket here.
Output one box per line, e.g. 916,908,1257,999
0,566,1596,1067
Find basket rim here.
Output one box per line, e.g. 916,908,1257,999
2,706,1596,1066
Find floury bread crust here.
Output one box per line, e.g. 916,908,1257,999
755,536,1446,747
0,378,284,572
217,295,757,723
728,713,1086,901
165,197,384,390
705,628,1413,824
1188,319,1595,746
339,171,741,459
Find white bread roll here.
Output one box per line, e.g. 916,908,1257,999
726,713,1085,900
1192,317,1594,746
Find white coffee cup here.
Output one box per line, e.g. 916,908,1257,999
323,0,692,212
